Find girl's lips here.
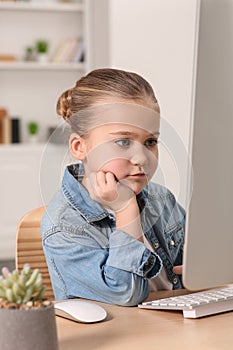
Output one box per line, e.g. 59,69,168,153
128,173,146,177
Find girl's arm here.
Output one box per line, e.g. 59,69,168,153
115,196,144,242
83,171,144,241
42,227,161,306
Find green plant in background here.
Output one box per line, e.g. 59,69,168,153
27,121,39,135
0,264,46,304
24,46,35,61
36,40,49,54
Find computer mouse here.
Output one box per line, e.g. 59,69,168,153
54,300,107,323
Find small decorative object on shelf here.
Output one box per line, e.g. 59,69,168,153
24,46,36,61
27,120,39,142
11,117,21,143
0,111,21,144
0,108,8,143
0,264,58,350
51,37,84,63
0,54,17,62
35,39,49,63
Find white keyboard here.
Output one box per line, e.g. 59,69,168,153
138,286,233,318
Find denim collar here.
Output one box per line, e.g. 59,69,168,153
62,163,147,223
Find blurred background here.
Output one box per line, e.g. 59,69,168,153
0,0,197,267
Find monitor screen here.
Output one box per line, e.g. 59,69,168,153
183,0,233,290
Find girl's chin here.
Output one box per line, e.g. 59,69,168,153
130,183,145,195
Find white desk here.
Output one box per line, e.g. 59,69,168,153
56,290,233,350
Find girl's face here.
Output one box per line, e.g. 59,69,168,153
81,122,159,194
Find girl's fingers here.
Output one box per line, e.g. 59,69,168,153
96,171,117,188
96,171,107,186
105,172,117,186
173,265,183,275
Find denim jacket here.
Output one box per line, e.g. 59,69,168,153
41,163,185,306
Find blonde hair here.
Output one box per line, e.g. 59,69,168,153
57,68,160,135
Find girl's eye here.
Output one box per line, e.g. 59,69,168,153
145,138,158,148
115,138,131,147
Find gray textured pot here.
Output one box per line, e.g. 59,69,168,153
0,303,58,350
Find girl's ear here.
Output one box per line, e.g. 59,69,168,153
69,133,87,161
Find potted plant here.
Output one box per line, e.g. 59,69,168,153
24,46,36,62
27,121,39,143
36,39,49,63
0,264,58,350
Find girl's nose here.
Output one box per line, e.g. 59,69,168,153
130,144,149,167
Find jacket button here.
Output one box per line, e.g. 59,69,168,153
154,242,159,249
173,277,178,284
170,239,175,246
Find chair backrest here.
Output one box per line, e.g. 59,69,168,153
15,206,54,300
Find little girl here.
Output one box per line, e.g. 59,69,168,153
41,68,185,306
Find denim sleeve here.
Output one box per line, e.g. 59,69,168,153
107,230,162,278
42,228,162,306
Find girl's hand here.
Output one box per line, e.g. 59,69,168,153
84,171,136,212
173,265,183,275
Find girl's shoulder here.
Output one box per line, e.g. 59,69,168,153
41,190,67,232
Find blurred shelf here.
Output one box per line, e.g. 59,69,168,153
0,142,66,151
0,61,85,71
0,2,84,12
0,142,46,151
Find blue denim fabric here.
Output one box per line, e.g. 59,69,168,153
41,163,185,306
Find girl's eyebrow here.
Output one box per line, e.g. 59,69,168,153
109,131,160,136
109,131,137,136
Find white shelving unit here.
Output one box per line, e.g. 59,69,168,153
0,61,84,71
0,0,88,260
0,1,84,12
0,0,110,134
0,0,88,140
0,0,109,259
0,1,86,62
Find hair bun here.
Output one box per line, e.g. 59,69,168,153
56,89,73,121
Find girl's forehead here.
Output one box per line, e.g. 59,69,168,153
81,102,160,134
93,123,159,136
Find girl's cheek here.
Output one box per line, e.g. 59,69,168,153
100,160,127,179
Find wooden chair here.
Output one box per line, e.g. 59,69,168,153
15,206,54,300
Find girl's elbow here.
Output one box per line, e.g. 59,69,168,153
114,283,149,307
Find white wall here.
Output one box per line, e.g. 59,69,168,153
108,0,198,207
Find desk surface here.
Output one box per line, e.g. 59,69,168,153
56,289,233,350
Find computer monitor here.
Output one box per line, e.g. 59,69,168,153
182,0,233,290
